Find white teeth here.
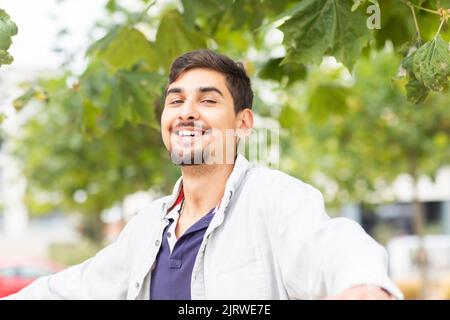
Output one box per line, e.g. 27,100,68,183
177,130,200,137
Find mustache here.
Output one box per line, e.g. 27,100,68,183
172,120,210,130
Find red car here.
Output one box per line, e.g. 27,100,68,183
0,258,63,298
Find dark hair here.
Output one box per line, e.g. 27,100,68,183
167,49,253,113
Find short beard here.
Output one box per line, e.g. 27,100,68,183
169,147,212,166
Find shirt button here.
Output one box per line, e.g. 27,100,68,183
135,282,140,289
155,240,160,246
167,232,171,238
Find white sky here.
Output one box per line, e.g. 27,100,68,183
0,0,108,138
1,0,107,71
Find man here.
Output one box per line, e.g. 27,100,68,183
5,50,402,300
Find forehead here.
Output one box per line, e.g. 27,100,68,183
167,68,230,95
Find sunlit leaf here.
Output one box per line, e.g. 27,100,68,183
0,9,18,66
87,26,158,72
412,35,450,91
13,87,48,110
351,0,379,12
155,10,207,72
402,52,430,104
259,57,307,86
107,70,165,129
279,0,372,70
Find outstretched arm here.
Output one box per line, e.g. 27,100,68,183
271,178,403,300
2,212,143,300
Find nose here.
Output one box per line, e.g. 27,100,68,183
179,98,200,121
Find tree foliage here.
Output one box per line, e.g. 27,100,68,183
280,0,372,70
279,48,450,207
0,8,17,67
2,1,449,235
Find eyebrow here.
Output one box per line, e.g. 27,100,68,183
199,86,224,97
165,86,224,97
166,87,182,96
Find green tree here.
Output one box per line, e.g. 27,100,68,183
0,8,17,67
278,48,450,298
2,0,449,263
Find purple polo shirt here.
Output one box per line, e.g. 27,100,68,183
150,203,216,300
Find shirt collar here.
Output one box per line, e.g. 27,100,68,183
165,199,183,221
161,153,251,218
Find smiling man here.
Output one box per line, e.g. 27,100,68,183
4,50,403,300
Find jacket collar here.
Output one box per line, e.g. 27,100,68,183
160,153,251,218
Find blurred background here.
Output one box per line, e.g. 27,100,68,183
0,0,449,299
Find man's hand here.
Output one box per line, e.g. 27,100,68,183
324,285,394,300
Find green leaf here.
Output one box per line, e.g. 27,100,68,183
108,71,165,129
87,26,158,72
412,35,450,91
351,0,379,12
279,105,301,129
229,0,266,32
259,57,307,86
0,9,18,66
181,0,225,29
105,0,117,13
374,1,416,49
0,9,17,49
0,50,13,65
155,10,207,72
402,52,430,104
429,0,450,9
13,87,48,110
279,0,372,70
410,0,427,5
308,84,351,122
406,74,430,104
81,100,102,138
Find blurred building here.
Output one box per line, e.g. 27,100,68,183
341,167,450,236
340,168,450,299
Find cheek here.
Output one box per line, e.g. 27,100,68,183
160,109,173,146
162,107,178,128
204,108,235,128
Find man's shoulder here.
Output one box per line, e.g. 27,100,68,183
246,164,323,199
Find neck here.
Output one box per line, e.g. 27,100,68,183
180,162,234,219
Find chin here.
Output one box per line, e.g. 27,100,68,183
169,147,211,166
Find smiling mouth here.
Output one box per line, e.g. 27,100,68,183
173,127,213,138
174,129,205,137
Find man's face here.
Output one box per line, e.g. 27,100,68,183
161,68,248,165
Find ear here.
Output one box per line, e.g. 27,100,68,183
235,108,253,139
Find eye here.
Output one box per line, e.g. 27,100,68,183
201,99,216,104
169,99,184,105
